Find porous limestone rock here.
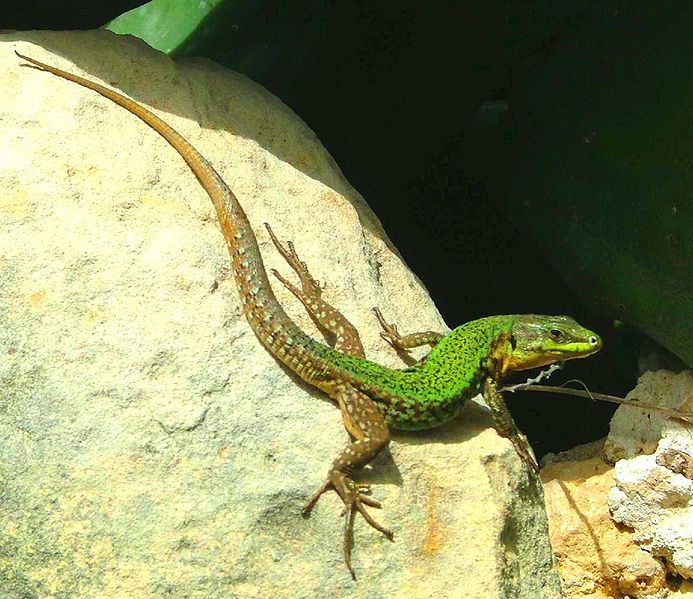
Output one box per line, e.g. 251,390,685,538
0,31,561,598
543,371,693,598
543,446,668,599
607,371,693,581
605,370,693,462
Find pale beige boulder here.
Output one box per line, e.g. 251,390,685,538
0,31,560,598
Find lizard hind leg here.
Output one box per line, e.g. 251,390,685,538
264,223,365,357
302,383,393,579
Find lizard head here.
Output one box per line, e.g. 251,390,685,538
496,315,602,377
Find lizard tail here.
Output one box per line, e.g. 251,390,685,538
15,50,312,357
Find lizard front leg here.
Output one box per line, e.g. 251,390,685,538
371,307,444,366
482,378,539,473
302,383,393,579
371,307,443,351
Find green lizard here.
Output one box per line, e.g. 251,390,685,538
16,51,602,578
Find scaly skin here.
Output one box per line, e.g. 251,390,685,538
17,51,603,579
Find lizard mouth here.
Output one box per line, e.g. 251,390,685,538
512,340,601,372
549,336,602,357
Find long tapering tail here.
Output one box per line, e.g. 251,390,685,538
16,50,313,360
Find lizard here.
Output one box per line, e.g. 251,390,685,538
16,50,602,578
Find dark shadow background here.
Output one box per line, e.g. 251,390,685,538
4,1,652,459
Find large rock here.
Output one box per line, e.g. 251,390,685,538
0,31,560,597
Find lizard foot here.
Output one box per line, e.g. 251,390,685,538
507,434,540,474
371,306,443,354
302,471,393,579
264,222,323,296
371,307,404,349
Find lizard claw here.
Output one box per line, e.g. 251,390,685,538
508,435,540,474
371,307,398,337
359,495,382,509
265,222,323,295
302,472,393,579
379,332,401,352
342,492,394,580
301,479,330,516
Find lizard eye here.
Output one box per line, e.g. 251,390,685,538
549,329,564,341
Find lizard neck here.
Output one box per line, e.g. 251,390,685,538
420,315,515,395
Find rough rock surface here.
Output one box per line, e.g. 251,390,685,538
543,445,669,599
0,31,561,598
543,371,693,599
607,371,693,581
605,370,693,462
